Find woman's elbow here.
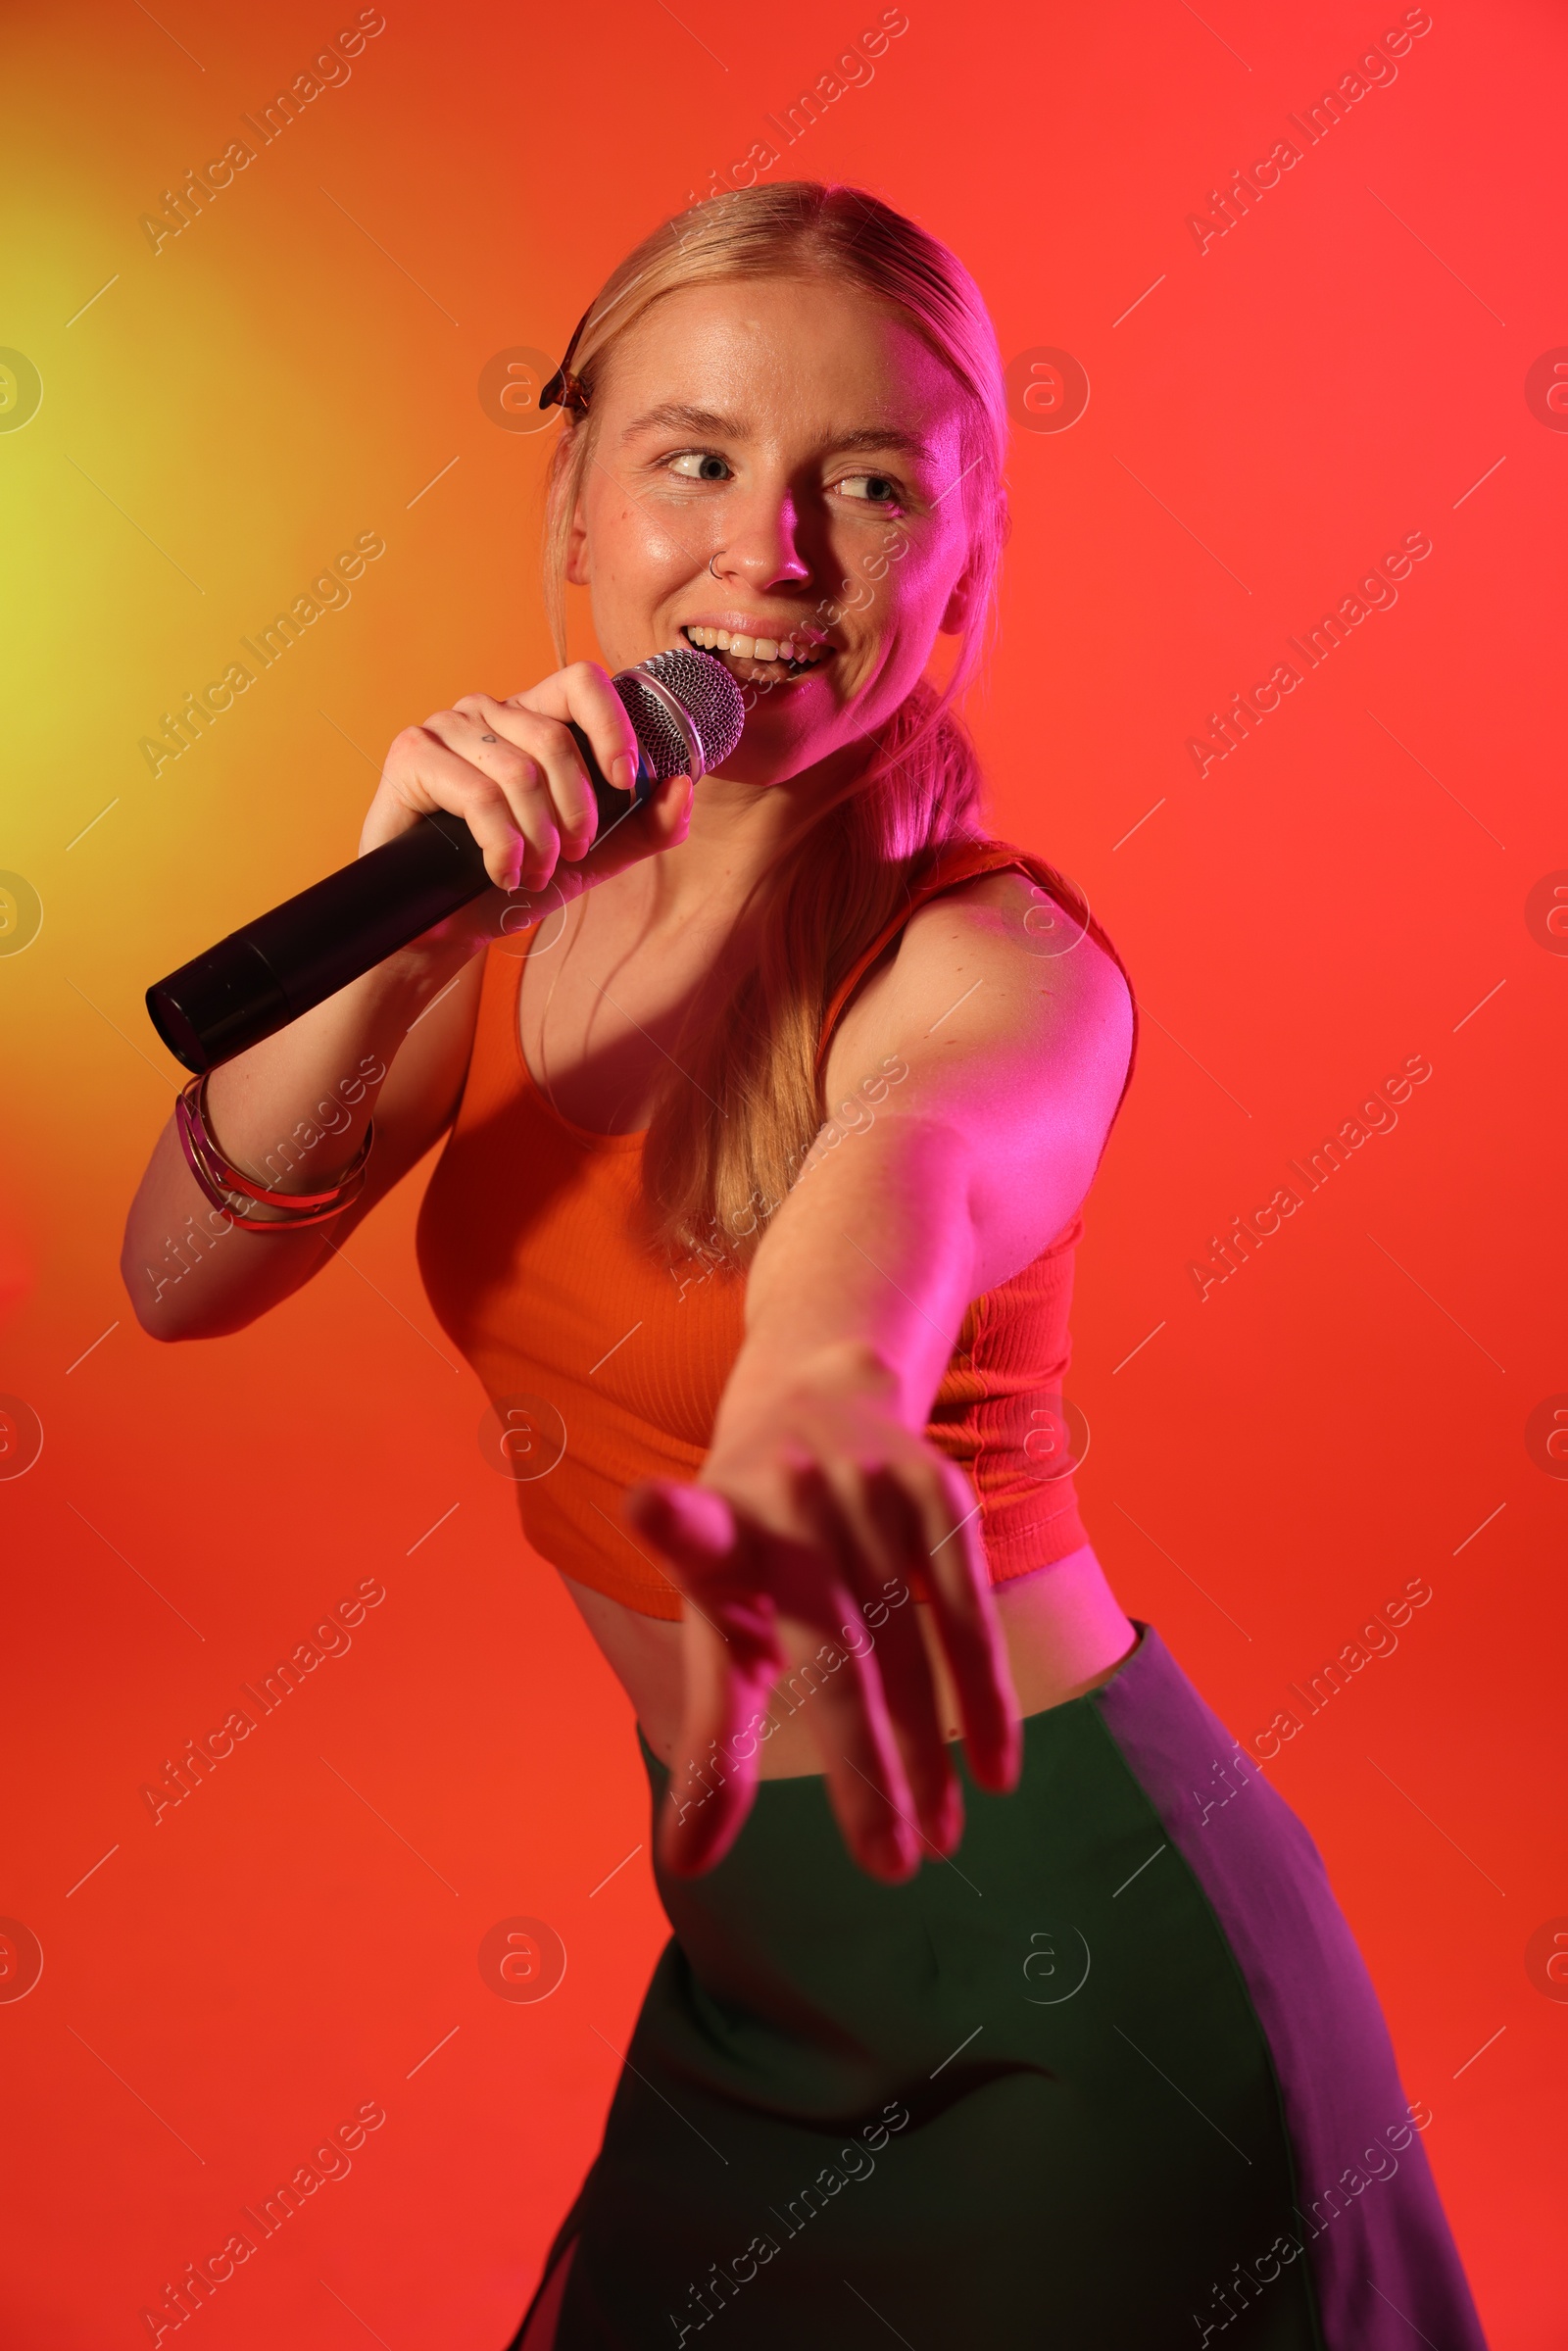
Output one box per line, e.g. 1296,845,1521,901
119,1240,228,1342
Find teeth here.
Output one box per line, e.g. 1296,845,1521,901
683,624,826,667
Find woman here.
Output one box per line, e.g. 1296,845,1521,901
122,183,1486,2349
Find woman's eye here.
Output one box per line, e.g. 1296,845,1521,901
836,472,906,512
666,451,732,482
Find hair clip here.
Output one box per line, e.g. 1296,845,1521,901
555,368,592,415
539,303,594,415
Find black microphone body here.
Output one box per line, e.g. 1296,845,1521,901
146,650,744,1075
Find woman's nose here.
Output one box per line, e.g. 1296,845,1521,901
708,492,811,590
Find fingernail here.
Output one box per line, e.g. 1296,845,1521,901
611,753,636,794
929,1783,963,1854
877,1825,916,1878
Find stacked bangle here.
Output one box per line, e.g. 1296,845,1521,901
175,1072,375,1235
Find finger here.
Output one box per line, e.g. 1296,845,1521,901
379,721,538,891
623,1482,789,1686
779,1465,925,1882
416,709,562,889
623,1483,784,1877
621,1476,739,1589
662,1608,772,1879
846,1471,964,1855
431,699,594,880
591,768,694,867
502,661,644,805
796,1622,924,1883
805,1461,959,1860
906,1461,1021,1793
488,771,693,938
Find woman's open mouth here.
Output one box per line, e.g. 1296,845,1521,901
680,622,833,682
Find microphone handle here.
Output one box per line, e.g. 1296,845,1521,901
146,726,653,1076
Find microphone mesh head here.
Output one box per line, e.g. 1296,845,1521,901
613,647,746,782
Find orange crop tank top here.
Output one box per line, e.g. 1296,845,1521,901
415,835,1139,1620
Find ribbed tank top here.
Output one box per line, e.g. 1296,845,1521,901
415,835,1138,1620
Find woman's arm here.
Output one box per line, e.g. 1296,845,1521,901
121,662,694,1340
121,953,484,1341
623,868,1136,1882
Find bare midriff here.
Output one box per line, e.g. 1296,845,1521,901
560,1546,1139,1781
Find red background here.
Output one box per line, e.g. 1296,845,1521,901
1,0,1564,2341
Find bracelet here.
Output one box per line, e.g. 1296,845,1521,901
175,1072,375,1235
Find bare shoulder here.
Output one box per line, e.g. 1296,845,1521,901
821,860,1134,1124
816,862,1136,1286
891,862,1132,1050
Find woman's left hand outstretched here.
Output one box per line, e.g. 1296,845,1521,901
621,1371,1022,1884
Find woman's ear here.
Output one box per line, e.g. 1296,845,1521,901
564,443,595,586
564,493,590,587
939,561,977,637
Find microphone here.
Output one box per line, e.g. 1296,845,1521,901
145,647,746,1076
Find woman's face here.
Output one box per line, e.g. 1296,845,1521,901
564,274,980,788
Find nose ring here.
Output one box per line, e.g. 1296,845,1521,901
708,549,723,580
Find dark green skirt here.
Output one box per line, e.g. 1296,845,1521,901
512,1626,1485,2349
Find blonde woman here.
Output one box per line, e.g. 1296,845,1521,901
123,182,1486,2350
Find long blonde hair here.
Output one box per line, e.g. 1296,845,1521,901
541,180,1011,1273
